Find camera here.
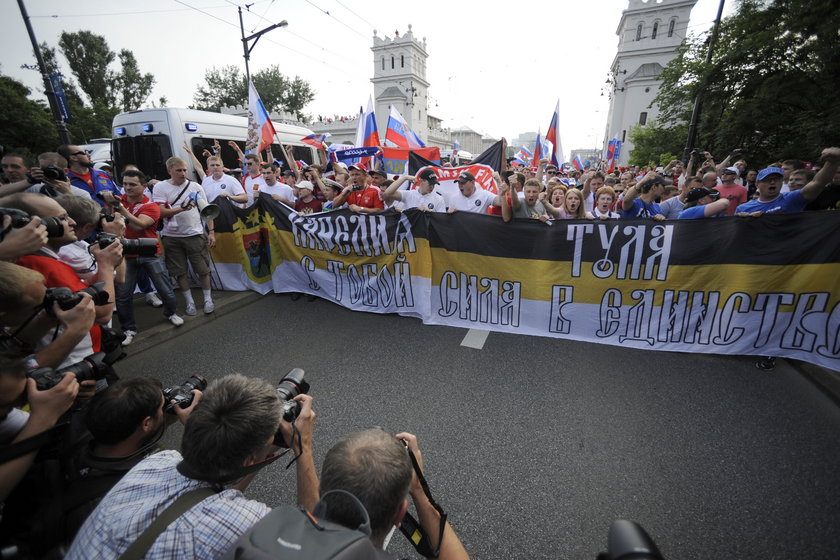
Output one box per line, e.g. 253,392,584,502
42,165,67,182
351,184,364,191
273,368,310,448
0,207,65,239
42,281,110,315
97,232,158,257
163,375,207,413
29,351,113,391
596,520,664,560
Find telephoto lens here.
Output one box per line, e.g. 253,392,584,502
275,368,310,422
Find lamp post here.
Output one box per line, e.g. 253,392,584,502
238,6,287,84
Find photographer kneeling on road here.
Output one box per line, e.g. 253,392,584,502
67,374,318,560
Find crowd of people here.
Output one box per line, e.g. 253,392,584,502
1,136,838,558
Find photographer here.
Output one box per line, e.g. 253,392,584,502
317,429,469,560
0,351,80,503
0,211,48,261
26,152,93,200
67,374,318,559
5,193,121,369
102,170,184,343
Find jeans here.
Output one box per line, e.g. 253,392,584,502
116,255,177,332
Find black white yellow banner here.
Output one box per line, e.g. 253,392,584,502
210,195,840,372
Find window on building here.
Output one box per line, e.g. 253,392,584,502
636,23,643,41
639,112,648,126
381,57,384,71
401,55,404,68
391,56,394,69
668,19,676,37
622,130,626,143
652,22,659,39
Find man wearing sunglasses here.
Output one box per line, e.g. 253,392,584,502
57,145,121,206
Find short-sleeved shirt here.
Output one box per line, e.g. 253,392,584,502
152,180,207,238
449,187,496,213
714,183,748,215
678,205,722,219
121,194,161,255
622,197,662,219
399,189,446,212
513,199,549,219
66,450,271,560
735,190,808,214
244,175,268,206
295,197,323,213
202,174,245,203
346,186,385,210
259,182,296,204
658,195,685,219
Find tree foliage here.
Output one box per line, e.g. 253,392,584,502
0,75,59,155
627,121,686,167
191,65,315,119
631,0,840,166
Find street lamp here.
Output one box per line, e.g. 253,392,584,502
238,6,287,84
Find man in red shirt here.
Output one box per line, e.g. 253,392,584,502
332,164,385,213
104,170,183,344
714,166,748,215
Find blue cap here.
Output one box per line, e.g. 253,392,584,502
757,167,783,181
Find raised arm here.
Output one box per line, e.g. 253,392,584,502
383,174,412,203
183,142,206,181
801,147,840,201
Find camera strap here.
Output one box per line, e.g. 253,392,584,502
0,422,67,465
399,446,448,558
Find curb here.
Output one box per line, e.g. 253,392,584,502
122,291,262,358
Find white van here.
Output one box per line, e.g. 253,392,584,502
111,108,321,181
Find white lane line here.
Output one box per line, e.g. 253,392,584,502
460,329,489,349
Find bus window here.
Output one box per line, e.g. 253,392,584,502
113,134,172,181
190,138,246,174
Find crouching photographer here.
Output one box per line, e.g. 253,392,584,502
66,373,318,559
0,375,202,558
100,170,183,343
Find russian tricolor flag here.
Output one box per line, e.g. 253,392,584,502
354,96,381,168
385,106,424,149
531,130,543,168
605,133,619,173
545,100,565,168
572,155,584,171
246,80,276,155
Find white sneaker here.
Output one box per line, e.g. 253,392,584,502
122,330,136,346
203,300,215,314
185,302,197,316
168,314,184,327
145,292,163,308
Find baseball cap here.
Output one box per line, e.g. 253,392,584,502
348,162,367,172
368,169,387,178
685,186,720,203
282,170,295,177
418,169,439,185
297,180,314,191
722,166,740,176
456,171,475,183
757,167,783,181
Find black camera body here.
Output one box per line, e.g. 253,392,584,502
351,184,364,191
97,232,158,257
0,207,65,239
29,351,112,391
163,375,207,413
273,368,310,448
42,165,67,182
43,281,110,316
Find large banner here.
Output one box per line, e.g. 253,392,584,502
210,195,840,372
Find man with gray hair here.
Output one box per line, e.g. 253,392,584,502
67,374,318,560
319,429,469,559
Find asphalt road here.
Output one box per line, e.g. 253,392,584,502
116,293,840,559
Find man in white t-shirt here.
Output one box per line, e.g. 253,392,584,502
201,156,247,205
258,163,296,206
381,169,446,212
242,154,267,207
153,157,215,316
447,171,504,213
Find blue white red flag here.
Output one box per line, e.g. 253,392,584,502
246,80,276,155
385,106,425,149
572,155,584,171
545,100,565,167
301,132,330,150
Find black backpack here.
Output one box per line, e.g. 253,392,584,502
222,490,391,560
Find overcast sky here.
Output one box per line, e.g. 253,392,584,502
2,0,732,151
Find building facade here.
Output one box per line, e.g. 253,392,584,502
603,0,698,166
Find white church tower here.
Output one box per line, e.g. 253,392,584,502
371,25,430,144
604,0,698,166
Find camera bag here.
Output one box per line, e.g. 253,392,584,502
222,490,391,560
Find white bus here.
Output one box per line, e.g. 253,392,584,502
111,108,321,181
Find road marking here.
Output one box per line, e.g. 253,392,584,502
460,329,489,349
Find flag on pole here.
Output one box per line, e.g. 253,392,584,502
301,132,330,150
355,96,381,168
385,105,425,149
572,155,584,171
513,146,533,165
605,133,619,173
531,130,543,168
545,100,565,167
246,80,276,155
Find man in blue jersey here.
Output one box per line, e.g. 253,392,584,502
735,147,840,216
621,171,668,220
678,187,731,219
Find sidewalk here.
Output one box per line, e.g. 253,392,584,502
118,289,260,357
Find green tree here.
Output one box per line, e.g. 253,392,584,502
0,74,60,154
634,0,840,166
627,121,686,167
191,65,315,119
